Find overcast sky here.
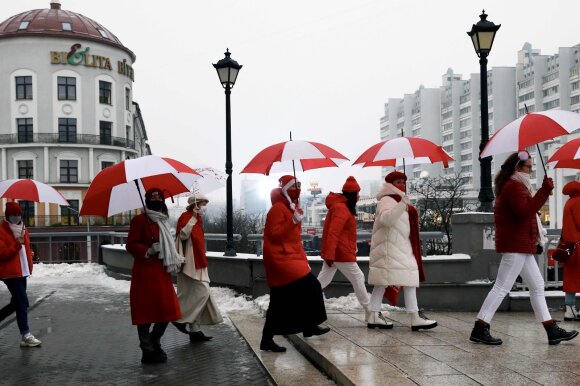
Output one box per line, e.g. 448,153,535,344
4,1,580,202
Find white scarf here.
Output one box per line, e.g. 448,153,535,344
510,172,548,246
8,221,24,239
146,210,185,273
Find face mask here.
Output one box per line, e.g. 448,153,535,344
517,171,531,180
198,206,207,215
287,189,301,200
146,200,163,212
8,216,22,225
394,183,406,193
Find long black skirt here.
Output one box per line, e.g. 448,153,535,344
263,272,327,336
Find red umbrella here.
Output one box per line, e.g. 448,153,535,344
481,110,580,158
548,137,580,169
353,137,453,168
241,140,349,175
80,155,201,217
0,179,69,206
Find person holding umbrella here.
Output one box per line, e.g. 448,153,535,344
317,176,370,318
0,202,41,347
260,175,329,353
126,188,184,364
173,194,223,341
367,171,437,331
470,151,578,345
561,172,580,321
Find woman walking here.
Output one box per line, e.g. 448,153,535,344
367,171,437,331
470,151,578,345
561,172,580,321
260,175,329,353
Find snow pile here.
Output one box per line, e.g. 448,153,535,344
30,263,130,293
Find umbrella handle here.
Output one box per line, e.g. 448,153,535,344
134,180,157,242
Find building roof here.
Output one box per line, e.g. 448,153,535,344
0,1,135,61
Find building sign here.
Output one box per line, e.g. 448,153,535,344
50,43,135,81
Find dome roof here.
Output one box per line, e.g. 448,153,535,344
0,1,135,61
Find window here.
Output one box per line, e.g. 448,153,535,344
459,118,471,128
60,200,79,226
572,81,580,91
101,161,115,170
60,160,78,183
19,200,35,227
571,95,580,105
97,29,108,38
17,160,33,179
459,106,471,115
17,118,33,143
543,99,560,110
100,121,112,145
125,88,131,110
518,91,534,103
443,145,453,152
461,153,472,161
18,21,30,30
542,85,559,97
460,94,471,104
57,76,76,100
58,118,77,143
61,22,72,31
443,122,453,131
461,165,472,173
443,134,453,142
16,76,33,100
442,111,453,120
460,142,472,150
99,81,112,104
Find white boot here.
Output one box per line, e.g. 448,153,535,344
367,312,393,329
410,311,437,331
564,305,580,321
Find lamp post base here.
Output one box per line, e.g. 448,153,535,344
224,246,237,257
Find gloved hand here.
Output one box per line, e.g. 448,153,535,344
145,242,161,258
292,208,304,224
542,177,554,191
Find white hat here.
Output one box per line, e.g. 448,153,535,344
187,194,209,205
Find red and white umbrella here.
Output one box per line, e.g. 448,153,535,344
80,155,201,217
548,137,580,169
353,137,453,168
241,140,349,175
0,179,69,206
481,110,580,158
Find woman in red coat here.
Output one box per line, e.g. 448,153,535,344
562,172,580,321
0,202,41,347
260,175,329,353
126,188,183,364
470,151,577,346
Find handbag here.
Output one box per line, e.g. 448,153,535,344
551,238,579,263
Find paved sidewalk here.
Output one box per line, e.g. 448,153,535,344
0,283,273,386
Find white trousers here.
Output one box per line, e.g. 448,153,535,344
317,262,369,308
369,286,419,313
477,253,551,323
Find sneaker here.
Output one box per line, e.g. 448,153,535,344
410,311,438,331
367,312,394,329
469,321,503,345
20,334,42,348
564,305,580,322
545,321,579,345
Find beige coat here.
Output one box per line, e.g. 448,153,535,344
176,215,209,282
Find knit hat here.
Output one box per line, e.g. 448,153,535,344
187,194,209,205
385,171,407,183
5,202,22,216
278,175,295,188
342,176,361,193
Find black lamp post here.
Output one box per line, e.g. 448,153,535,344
467,10,500,212
213,49,242,256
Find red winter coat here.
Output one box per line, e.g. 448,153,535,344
176,211,208,269
562,181,580,292
0,221,33,279
321,193,357,262
494,179,551,254
126,214,181,325
262,188,310,288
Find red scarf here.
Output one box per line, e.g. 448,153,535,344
176,211,208,269
384,194,425,305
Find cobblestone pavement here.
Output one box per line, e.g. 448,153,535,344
0,283,273,386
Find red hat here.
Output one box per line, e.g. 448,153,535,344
385,171,407,183
5,202,22,216
342,176,360,193
278,175,295,187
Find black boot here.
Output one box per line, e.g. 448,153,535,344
303,325,330,338
469,321,503,345
141,349,167,364
172,322,189,335
260,337,286,352
189,331,213,342
544,321,579,345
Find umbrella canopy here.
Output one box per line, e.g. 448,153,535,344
0,179,69,206
80,155,201,217
481,110,580,158
241,140,349,175
190,165,227,194
548,137,580,169
353,137,453,168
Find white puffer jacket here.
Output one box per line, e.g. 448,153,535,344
368,183,419,287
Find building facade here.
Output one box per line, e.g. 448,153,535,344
0,1,151,225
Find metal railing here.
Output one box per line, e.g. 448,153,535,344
19,215,133,227
0,133,135,149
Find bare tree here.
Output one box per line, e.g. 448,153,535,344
204,210,265,254
409,173,474,254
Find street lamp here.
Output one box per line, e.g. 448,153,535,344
467,10,500,212
213,49,242,256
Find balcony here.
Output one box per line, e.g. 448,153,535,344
0,133,135,149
